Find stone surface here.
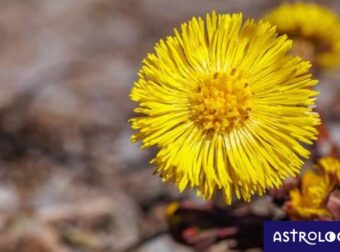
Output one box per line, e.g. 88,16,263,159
137,236,193,252
0,0,339,251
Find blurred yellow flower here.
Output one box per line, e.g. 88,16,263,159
130,12,319,204
287,169,336,220
264,3,340,68
318,156,340,183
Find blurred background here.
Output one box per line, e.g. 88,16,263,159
0,0,339,251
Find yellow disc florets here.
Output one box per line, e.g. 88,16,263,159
190,72,251,134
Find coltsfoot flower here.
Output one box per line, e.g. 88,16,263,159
286,157,339,220
287,169,336,220
318,156,340,183
264,3,340,69
130,12,320,204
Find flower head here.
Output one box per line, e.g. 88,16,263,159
264,3,340,69
318,156,340,183
130,12,319,204
287,169,336,220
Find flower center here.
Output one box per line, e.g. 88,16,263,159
190,72,252,134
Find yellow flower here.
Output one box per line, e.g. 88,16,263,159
318,156,340,183
130,12,319,204
287,170,336,220
264,2,340,68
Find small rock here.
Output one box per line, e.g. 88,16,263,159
137,235,193,252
